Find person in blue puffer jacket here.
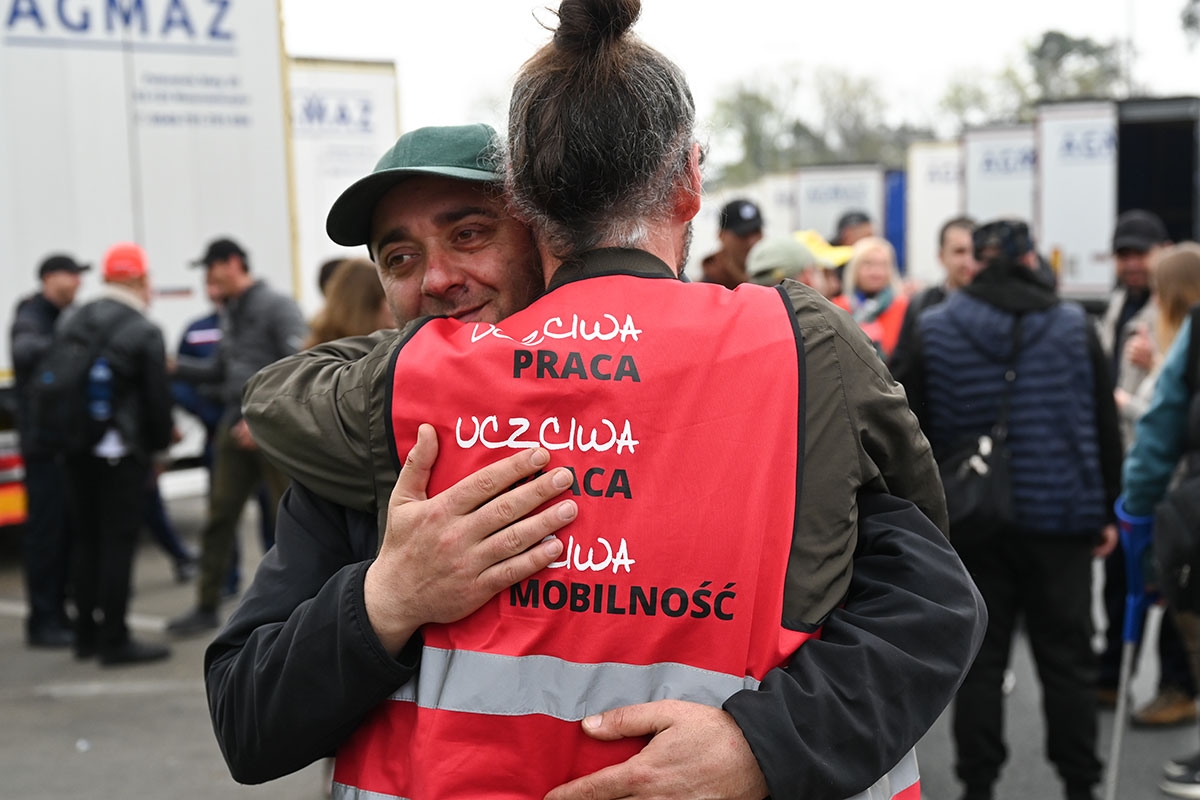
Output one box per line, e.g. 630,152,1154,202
904,218,1123,800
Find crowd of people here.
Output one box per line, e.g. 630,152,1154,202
703,196,1200,798
7,1,1200,799
8,237,395,663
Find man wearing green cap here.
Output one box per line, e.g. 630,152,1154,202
746,236,830,295
328,123,541,328
207,124,981,797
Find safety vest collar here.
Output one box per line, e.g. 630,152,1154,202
546,248,678,293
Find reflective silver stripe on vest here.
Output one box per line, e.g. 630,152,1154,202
847,749,920,800
331,784,411,800
389,646,761,719
332,750,918,800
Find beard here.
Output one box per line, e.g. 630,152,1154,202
677,221,693,274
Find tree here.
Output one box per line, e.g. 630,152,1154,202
708,77,832,187
941,76,996,131
1186,0,1200,44
1024,31,1124,102
938,30,1125,131
813,69,932,166
706,67,932,187
815,69,888,162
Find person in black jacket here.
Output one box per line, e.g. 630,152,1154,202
906,219,1122,800
10,254,90,648
61,243,175,666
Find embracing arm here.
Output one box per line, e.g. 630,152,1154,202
241,330,402,514
699,288,969,798
204,484,417,784
726,492,985,799
790,281,947,538
205,434,576,784
547,493,985,800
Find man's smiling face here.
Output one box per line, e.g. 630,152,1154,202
370,175,541,325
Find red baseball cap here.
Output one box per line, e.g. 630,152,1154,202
103,242,148,281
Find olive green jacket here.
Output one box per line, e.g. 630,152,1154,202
243,276,947,626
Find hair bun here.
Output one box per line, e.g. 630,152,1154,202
554,0,641,53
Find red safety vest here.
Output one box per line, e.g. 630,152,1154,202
334,257,919,799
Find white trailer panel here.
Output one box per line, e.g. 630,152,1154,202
1,0,293,374
905,141,963,287
795,165,885,244
288,57,399,316
1036,102,1118,298
963,126,1036,226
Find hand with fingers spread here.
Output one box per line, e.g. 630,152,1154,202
364,423,577,655
545,700,768,800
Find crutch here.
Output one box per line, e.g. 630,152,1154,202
1104,498,1158,800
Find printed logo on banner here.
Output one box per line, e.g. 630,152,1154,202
926,162,960,184
1058,128,1117,161
293,92,376,136
4,0,235,48
981,147,1036,175
805,184,868,204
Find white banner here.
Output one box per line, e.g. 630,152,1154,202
289,58,399,316
795,165,885,245
905,141,963,287
0,0,293,373
963,126,1035,228
1036,102,1118,298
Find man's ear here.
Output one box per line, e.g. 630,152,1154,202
674,143,703,223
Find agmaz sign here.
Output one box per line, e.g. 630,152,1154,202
5,0,235,47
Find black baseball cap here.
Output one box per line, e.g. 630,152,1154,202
719,199,764,237
973,219,1033,262
1112,210,1169,253
38,254,90,279
192,237,248,267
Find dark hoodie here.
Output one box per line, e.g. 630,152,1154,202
907,258,1121,530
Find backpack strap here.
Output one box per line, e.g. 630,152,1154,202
83,301,146,371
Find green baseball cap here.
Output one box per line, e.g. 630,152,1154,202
747,236,826,286
325,123,502,247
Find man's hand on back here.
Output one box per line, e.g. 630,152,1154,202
544,699,768,800
364,424,576,655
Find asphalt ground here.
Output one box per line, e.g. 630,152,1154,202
0,481,1195,800
0,486,327,800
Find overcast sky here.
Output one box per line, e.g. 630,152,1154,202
280,0,1200,143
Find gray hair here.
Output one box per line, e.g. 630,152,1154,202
505,0,697,261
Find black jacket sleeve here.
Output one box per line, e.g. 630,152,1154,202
724,492,986,799
140,327,175,453
11,299,53,374
204,484,421,785
886,297,923,383
890,316,927,430
1087,325,1122,523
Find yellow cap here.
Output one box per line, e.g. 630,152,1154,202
794,230,852,268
